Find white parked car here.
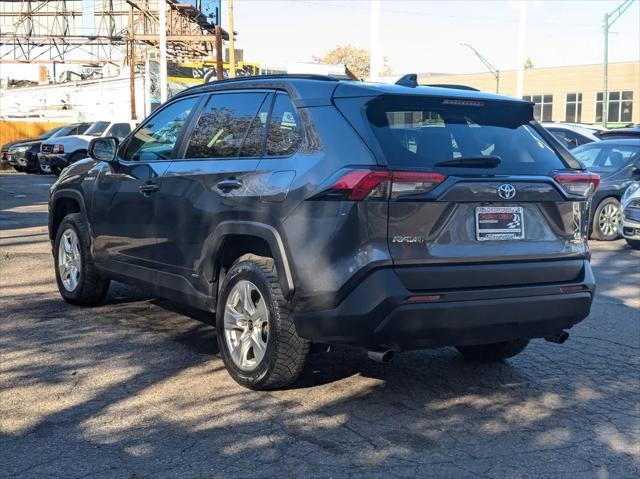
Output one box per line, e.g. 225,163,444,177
541,122,601,150
40,120,138,176
620,182,640,249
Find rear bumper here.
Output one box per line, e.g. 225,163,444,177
293,260,595,350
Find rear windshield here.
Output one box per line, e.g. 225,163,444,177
366,97,568,175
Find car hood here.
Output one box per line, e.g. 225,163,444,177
2,138,38,151
43,135,93,145
9,139,42,150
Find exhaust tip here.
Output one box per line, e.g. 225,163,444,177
545,331,570,344
368,349,394,363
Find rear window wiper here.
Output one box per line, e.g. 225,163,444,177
434,156,502,168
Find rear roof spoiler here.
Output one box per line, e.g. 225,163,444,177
394,74,479,92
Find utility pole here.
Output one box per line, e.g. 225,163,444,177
228,0,235,78
460,43,500,93
128,6,136,120
369,0,382,81
602,0,634,127
215,25,223,80
515,0,527,98
159,0,168,103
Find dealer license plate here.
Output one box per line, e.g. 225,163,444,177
475,206,524,241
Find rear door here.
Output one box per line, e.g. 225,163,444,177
153,90,272,283
359,96,595,288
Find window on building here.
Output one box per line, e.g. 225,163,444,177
595,91,634,123
565,93,582,123
523,94,553,121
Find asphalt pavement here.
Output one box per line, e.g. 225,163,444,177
1,172,639,478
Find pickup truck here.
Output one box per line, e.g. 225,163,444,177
40,120,138,175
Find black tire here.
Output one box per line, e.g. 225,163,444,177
51,165,63,176
26,159,39,174
591,197,621,241
456,339,529,362
54,213,110,306
216,254,309,390
625,238,640,250
13,164,26,173
37,160,52,175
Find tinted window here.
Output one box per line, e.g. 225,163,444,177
84,121,110,136
266,93,302,156
367,97,567,175
239,94,271,158
573,143,639,173
548,128,589,149
107,123,132,140
122,97,197,162
186,92,265,159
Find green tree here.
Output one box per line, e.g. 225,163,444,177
524,57,534,70
314,45,391,80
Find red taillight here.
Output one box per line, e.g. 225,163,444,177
330,170,389,201
554,173,600,198
322,170,446,201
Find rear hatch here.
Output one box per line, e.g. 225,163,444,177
335,92,597,290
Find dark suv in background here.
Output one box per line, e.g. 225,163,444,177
6,123,92,174
48,75,598,389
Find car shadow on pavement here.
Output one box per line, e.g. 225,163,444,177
1,278,638,477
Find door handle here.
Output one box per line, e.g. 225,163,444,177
139,182,159,195
216,179,243,193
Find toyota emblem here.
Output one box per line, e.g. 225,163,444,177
498,184,516,200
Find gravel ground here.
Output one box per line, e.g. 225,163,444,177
1,172,639,479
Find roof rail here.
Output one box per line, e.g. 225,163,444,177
205,74,340,85
395,73,418,88
173,73,340,97
424,84,480,92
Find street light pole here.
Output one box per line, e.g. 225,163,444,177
602,0,634,127
460,43,500,94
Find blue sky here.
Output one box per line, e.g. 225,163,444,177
227,0,640,73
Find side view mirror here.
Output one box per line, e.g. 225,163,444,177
88,136,119,163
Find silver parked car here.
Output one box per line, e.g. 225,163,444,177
620,182,640,249
541,122,601,150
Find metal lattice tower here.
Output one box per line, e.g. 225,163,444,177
0,0,226,65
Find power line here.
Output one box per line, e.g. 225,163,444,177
295,0,600,29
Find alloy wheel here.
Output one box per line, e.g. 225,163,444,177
223,280,270,371
58,228,81,291
598,202,620,238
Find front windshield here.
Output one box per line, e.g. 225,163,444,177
84,121,110,136
39,127,63,140
573,144,639,173
49,126,75,139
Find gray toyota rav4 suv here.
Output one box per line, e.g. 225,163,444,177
48,74,598,389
